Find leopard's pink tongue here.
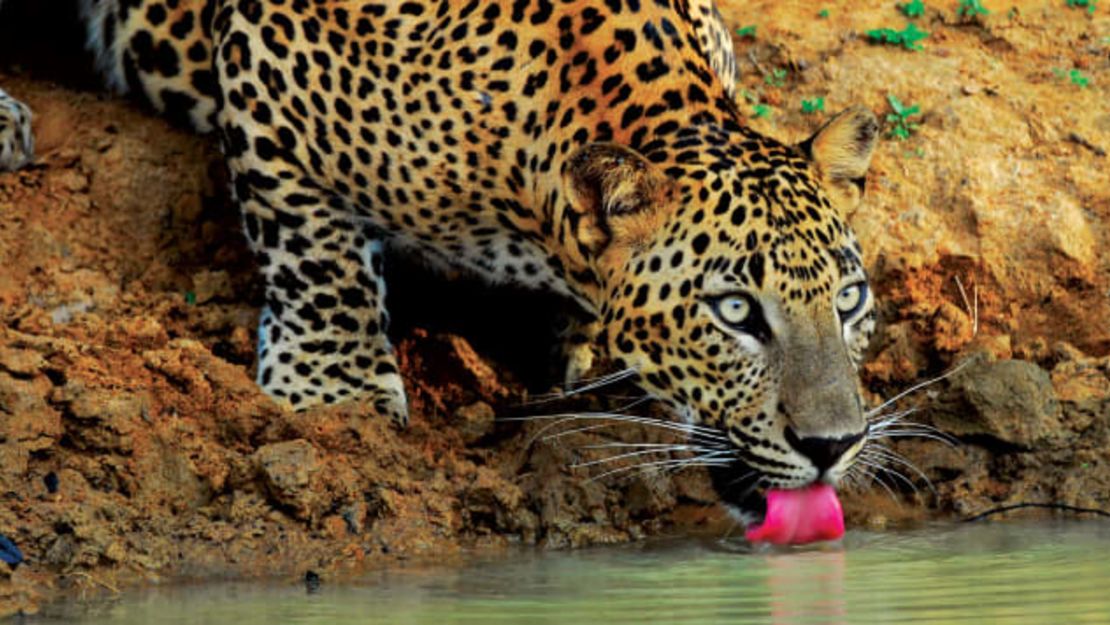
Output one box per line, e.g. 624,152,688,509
744,484,844,545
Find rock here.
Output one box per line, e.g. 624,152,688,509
253,439,321,520
0,347,44,377
0,535,23,568
930,301,974,353
1050,354,1110,433
191,270,233,304
625,475,677,519
932,354,1063,449
452,401,495,444
56,385,144,453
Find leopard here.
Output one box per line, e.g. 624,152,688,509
0,0,881,524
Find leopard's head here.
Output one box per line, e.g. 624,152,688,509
567,107,880,520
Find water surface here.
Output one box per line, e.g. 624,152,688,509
45,521,1110,624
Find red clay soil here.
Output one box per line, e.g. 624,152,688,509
1,0,1108,617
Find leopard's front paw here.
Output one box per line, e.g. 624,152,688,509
0,88,33,172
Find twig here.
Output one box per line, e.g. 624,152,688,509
963,502,1110,523
1067,132,1107,157
953,275,979,337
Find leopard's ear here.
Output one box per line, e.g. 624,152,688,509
799,106,879,211
564,143,675,255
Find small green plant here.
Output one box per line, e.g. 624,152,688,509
957,0,990,16
184,291,197,305
741,90,772,119
900,0,927,17
1066,0,1097,14
867,22,930,51
818,8,831,18
735,25,757,38
801,97,826,114
1054,67,1090,87
764,68,788,87
886,94,922,140
1007,6,1019,18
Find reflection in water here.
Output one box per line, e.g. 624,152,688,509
41,521,1110,625
766,551,846,625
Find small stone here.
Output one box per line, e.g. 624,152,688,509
625,475,677,518
0,347,44,377
191,270,233,304
0,534,23,568
55,169,89,193
932,353,1063,449
254,439,321,520
453,401,495,444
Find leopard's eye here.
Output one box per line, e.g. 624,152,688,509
836,282,868,320
713,294,752,327
707,292,772,342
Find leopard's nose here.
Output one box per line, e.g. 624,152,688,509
784,426,865,473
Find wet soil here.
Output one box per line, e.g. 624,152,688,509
1,0,1108,617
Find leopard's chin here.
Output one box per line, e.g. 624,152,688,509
708,461,768,527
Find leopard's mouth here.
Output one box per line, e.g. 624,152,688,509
707,460,769,526
708,460,846,544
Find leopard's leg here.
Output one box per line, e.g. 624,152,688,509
237,178,407,424
0,87,33,171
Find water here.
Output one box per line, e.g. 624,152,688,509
44,521,1110,624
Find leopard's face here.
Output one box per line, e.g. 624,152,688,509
579,108,881,516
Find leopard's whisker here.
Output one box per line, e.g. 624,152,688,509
860,444,937,496
586,453,734,483
571,445,721,469
866,358,974,418
874,419,957,443
512,411,730,444
867,407,920,428
520,367,640,405
580,441,727,450
867,428,957,447
853,460,902,503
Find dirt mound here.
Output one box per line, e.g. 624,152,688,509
1,0,1108,617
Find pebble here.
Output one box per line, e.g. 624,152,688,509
0,535,24,568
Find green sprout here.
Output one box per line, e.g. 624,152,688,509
886,94,922,140
801,97,826,114
742,90,772,119
1007,6,1019,18
184,291,197,305
763,68,788,87
818,8,831,18
735,25,757,38
957,0,991,16
1054,67,1090,87
867,22,930,51
1066,0,1097,14
900,0,927,17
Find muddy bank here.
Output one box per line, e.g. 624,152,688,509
1,0,1109,617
